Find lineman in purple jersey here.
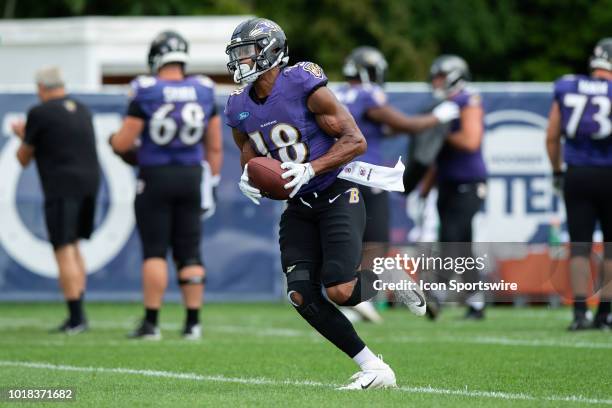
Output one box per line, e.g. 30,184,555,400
335,47,459,323
110,31,223,340
225,18,423,390
420,55,488,321
547,38,612,331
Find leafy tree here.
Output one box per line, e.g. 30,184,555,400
3,0,610,81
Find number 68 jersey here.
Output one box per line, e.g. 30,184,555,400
554,74,612,166
224,62,340,196
128,75,217,167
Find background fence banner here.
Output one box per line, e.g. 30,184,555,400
0,84,561,301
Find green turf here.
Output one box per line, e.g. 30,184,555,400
0,302,611,407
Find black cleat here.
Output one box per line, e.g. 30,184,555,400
128,320,161,340
51,319,88,335
425,294,441,321
592,313,612,330
567,312,593,331
464,306,485,320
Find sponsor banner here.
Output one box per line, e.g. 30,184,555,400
0,86,567,301
384,88,564,246
0,93,283,301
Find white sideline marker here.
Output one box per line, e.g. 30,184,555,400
0,360,611,405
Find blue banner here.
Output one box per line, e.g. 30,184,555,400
0,85,557,301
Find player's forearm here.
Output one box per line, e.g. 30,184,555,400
16,144,33,167
204,116,223,175
368,105,438,135
231,129,253,168
111,117,144,153
240,141,258,168
206,149,223,176
391,114,439,135
419,166,437,198
546,104,563,172
446,129,481,152
110,132,131,153
311,131,366,175
546,136,562,172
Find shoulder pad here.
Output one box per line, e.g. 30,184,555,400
134,75,157,89
129,75,157,100
297,61,325,79
559,74,578,81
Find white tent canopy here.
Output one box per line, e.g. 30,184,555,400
0,16,249,91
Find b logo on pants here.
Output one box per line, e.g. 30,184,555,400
348,188,360,204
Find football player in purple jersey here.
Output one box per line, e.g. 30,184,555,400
547,38,612,331
335,46,459,323
110,31,222,340
421,55,488,320
225,18,426,389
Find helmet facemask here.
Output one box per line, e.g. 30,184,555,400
226,37,288,84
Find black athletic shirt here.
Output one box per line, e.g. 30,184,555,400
24,96,100,198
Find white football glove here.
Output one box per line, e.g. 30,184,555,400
200,161,220,219
432,101,460,124
239,164,262,205
280,162,315,198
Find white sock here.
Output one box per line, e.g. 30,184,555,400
352,346,382,370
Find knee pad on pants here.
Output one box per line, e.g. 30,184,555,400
286,266,320,318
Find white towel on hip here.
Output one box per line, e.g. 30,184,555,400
337,157,405,192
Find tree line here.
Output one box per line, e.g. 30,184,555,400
4,0,610,81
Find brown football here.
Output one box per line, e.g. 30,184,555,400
247,157,292,200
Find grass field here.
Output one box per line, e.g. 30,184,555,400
0,302,611,407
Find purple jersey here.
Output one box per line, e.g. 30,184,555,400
436,87,487,183
335,83,387,165
129,75,217,167
554,74,612,167
224,61,339,196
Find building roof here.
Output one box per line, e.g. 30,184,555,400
0,16,250,90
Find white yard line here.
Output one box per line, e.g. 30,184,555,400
0,360,610,405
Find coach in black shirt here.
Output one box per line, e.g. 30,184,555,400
12,66,100,334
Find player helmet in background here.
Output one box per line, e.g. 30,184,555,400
343,46,388,85
429,54,470,99
225,18,289,84
589,38,612,72
148,31,189,74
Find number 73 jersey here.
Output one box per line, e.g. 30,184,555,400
224,61,340,196
128,75,217,166
554,74,612,166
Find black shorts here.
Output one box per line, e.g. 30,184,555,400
279,179,366,288
360,186,389,243
44,195,96,249
563,166,612,258
135,165,203,267
437,181,485,242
